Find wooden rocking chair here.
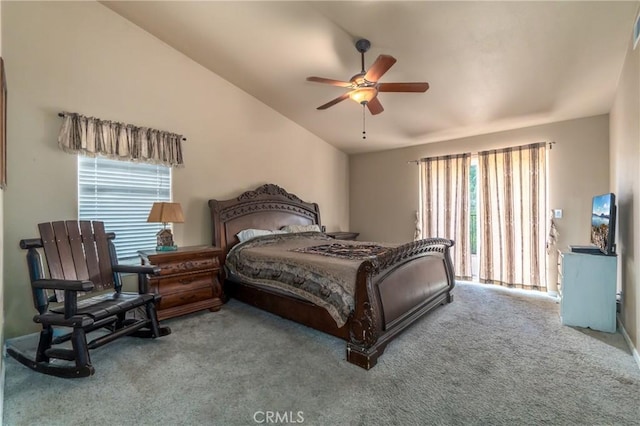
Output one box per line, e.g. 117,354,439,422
7,220,171,378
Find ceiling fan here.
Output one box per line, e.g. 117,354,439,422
306,38,429,116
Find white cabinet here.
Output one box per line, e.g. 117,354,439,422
559,251,617,333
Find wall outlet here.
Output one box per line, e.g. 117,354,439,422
554,209,563,219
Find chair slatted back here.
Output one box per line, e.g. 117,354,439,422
67,221,89,281
38,221,115,292
79,221,102,288
92,221,114,290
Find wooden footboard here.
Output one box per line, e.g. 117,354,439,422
346,238,455,369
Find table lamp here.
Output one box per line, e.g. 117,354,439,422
146,202,184,251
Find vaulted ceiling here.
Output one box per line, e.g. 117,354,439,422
103,1,638,154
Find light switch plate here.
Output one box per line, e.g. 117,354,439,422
554,209,563,219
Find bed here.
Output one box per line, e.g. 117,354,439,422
208,184,455,369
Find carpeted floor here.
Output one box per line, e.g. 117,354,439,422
4,282,640,425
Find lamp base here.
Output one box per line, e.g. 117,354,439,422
156,228,176,250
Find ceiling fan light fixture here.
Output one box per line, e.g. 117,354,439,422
307,38,429,122
349,87,378,104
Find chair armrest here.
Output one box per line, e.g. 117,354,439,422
112,264,160,294
32,279,94,292
112,264,161,276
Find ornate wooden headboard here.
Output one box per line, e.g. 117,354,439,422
208,184,321,256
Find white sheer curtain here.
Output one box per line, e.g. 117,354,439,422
478,142,547,290
419,153,472,280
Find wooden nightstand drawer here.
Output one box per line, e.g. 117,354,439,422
157,271,215,294
157,257,219,275
159,286,215,310
139,245,224,320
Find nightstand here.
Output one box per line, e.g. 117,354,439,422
138,245,224,320
327,231,360,240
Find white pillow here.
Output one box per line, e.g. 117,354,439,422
281,224,322,234
236,229,286,243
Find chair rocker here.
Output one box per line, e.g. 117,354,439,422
7,220,171,378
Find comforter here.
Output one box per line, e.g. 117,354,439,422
225,232,399,327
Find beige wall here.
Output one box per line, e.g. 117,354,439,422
0,0,4,416
2,2,348,338
610,10,640,355
351,115,610,253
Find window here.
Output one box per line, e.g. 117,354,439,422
469,161,478,255
78,156,171,262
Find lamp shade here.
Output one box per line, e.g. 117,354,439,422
147,202,184,224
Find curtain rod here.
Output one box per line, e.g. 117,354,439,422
407,141,556,164
57,112,187,141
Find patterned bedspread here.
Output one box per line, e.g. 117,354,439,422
225,232,400,327
291,242,391,260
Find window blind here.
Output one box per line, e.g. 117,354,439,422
78,156,171,262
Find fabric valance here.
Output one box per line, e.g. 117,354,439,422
57,112,184,167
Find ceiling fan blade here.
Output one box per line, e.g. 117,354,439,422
366,97,384,115
364,55,397,82
378,82,430,92
317,92,352,110
307,76,353,87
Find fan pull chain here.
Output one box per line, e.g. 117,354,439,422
362,104,366,139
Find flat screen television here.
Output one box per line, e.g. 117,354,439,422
590,192,616,255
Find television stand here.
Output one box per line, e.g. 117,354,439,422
558,251,617,332
569,245,603,255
